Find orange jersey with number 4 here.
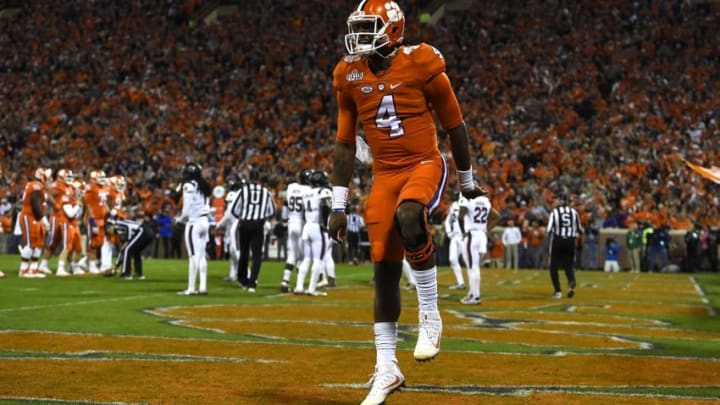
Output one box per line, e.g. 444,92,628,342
333,43,464,172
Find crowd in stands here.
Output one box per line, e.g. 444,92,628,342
0,0,718,239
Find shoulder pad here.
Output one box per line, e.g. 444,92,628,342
402,43,445,80
182,182,196,193
320,188,333,198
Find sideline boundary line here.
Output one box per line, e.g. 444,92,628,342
321,382,720,400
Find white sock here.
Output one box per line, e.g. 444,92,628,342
325,256,335,279
412,266,438,312
101,240,112,269
40,259,48,269
307,260,322,292
402,260,416,285
282,269,292,284
468,267,480,297
374,322,398,366
452,262,464,285
57,259,66,272
295,258,311,291
188,258,198,291
229,256,238,279
198,257,207,292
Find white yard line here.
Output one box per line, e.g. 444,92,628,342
689,276,716,316
0,294,167,313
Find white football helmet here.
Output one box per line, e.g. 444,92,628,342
109,175,126,192
34,167,52,183
57,169,74,185
89,170,107,185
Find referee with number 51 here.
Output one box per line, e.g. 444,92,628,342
546,193,584,299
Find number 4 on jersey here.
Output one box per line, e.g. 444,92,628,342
375,94,405,138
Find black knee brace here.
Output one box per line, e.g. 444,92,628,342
394,204,435,265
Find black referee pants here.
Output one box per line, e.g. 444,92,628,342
549,236,577,293
347,231,360,263
236,219,265,288
119,224,155,278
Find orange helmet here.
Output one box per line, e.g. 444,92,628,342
89,170,107,185
57,169,74,185
34,167,52,183
109,175,126,192
345,0,405,56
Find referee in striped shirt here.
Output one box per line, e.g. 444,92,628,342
546,193,584,298
346,206,365,265
106,214,155,280
217,177,275,292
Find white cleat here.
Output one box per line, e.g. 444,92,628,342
316,277,329,288
0,270,6,278
414,310,442,361
177,289,197,296
19,270,47,278
460,294,481,305
38,266,53,275
306,290,327,297
448,283,466,290
56,269,71,277
73,268,87,276
20,270,46,278
360,362,405,405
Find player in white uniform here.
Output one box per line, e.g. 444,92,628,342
280,169,313,292
444,194,467,290
176,163,212,296
221,174,243,282
459,194,500,304
294,170,332,296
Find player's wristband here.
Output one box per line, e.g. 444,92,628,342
331,186,349,213
457,167,474,190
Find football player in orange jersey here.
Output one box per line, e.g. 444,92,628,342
54,174,85,276
19,167,53,278
105,175,128,272
38,168,75,275
83,170,111,274
327,2,487,404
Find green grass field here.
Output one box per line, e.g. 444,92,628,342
1,253,719,404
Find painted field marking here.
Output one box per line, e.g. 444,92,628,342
0,397,133,405
689,276,716,316
321,383,720,400
0,353,286,364
0,293,167,313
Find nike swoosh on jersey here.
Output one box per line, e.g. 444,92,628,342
390,82,403,90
